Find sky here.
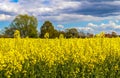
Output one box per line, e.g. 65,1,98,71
0,0,120,34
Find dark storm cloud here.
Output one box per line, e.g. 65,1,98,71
0,10,16,16
76,3,119,17
62,0,120,17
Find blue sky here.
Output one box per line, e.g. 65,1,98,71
0,0,120,34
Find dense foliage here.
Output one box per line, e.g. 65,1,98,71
65,28,79,38
1,38,120,78
4,14,38,38
40,21,59,38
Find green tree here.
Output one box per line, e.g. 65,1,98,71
40,21,58,38
111,31,118,37
4,14,38,38
65,28,79,38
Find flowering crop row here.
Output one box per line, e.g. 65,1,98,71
0,38,120,78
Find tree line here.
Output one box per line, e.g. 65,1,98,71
0,14,119,38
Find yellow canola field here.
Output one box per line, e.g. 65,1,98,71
0,38,120,78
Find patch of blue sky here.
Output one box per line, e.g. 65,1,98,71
10,0,18,2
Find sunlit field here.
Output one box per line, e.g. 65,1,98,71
1,38,120,78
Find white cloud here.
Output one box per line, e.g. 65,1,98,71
115,20,119,23
77,21,120,34
54,1,81,9
0,0,83,22
87,23,97,27
40,14,104,23
104,1,120,5
57,25,64,29
0,14,13,21
0,0,120,24
76,26,94,33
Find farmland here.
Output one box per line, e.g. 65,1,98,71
0,38,120,78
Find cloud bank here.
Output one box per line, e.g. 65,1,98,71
0,0,120,22
76,20,120,34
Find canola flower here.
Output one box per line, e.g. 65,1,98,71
0,37,120,78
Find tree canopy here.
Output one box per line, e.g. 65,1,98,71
40,21,59,38
5,14,38,38
65,28,79,38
